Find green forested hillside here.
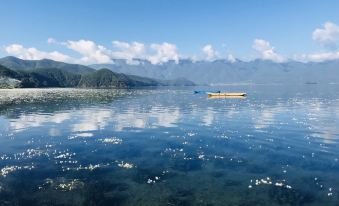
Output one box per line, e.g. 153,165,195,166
0,65,21,88
25,68,81,87
78,69,164,88
0,64,20,78
78,69,133,88
0,62,195,88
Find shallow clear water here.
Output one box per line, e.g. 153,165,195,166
0,85,338,206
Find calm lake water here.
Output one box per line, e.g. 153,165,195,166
0,85,338,206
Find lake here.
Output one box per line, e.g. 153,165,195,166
0,85,338,206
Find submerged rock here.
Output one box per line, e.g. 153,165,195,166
246,164,268,174
84,181,130,206
167,189,195,206
269,186,315,205
173,158,202,172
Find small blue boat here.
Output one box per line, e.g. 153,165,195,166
194,90,220,94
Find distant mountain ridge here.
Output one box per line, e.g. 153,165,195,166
91,58,339,84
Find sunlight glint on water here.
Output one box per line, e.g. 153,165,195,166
0,85,338,205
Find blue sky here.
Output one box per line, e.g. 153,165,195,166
1,0,339,64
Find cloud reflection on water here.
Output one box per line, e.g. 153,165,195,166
3,88,339,145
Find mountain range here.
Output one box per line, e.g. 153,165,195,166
91,58,339,84
0,57,195,88
1,56,338,88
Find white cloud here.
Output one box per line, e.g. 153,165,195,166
293,21,339,62
296,51,339,62
227,54,236,63
112,41,180,65
4,40,182,65
5,44,72,62
148,42,179,64
252,39,286,62
64,40,113,64
112,41,145,64
312,21,339,50
47,37,57,44
202,44,217,61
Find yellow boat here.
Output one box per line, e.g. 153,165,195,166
208,95,246,99
207,92,247,97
